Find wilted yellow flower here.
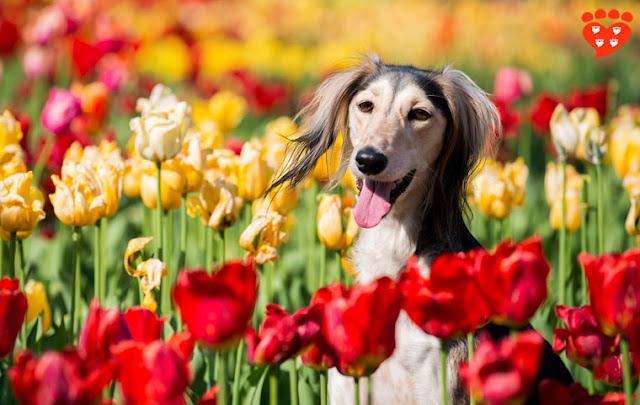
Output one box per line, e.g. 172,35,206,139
50,161,107,227
187,178,243,230
0,172,45,240
623,172,640,237
204,149,238,184
0,110,23,146
544,162,583,233
237,139,271,202
25,280,51,334
239,209,287,264
610,106,640,179
136,35,192,83
469,158,528,220
313,131,344,183
317,194,358,251
124,237,166,312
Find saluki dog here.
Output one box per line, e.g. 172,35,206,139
271,55,571,404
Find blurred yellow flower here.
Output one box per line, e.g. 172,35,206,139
124,237,166,312
623,172,640,237
187,177,243,230
123,156,150,199
25,280,51,334
50,161,107,227
0,110,23,146
263,116,297,171
316,194,358,251
239,209,287,265
253,184,300,216
551,105,606,162
550,104,579,156
191,90,246,149
544,162,583,233
237,139,271,202
313,131,344,183
0,172,45,240
610,106,640,179
136,35,192,83
469,158,528,220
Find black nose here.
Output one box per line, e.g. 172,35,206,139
356,147,387,175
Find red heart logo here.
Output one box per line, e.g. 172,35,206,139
582,9,633,59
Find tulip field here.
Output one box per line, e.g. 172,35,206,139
2,0,640,404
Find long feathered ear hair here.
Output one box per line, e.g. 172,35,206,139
418,67,501,253
268,55,383,193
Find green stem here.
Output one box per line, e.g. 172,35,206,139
206,227,214,271
467,332,475,403
621,339,633,405
8,232,16,279
219,229,226,265
162,210,172,316
32,134,53,185
269,364,279,405
580,178,589,305
18,240,25,281
289,358,298,405
319,243,327,288
94,222,101,301
265,263,273,304
217,351,229,405
335,251,342,284
441,339,448,405
595,157,604,254
320,370,328,405
70,227,81,343
201,223,207,267
231,341,244,405
587,370,595,395
100,218,107,304
559,159,567,306
180,195,187,270
367,376,372,405
156,162,163,261
0,241,4,277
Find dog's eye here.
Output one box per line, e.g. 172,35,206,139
358,101,374,113
410,109,431,121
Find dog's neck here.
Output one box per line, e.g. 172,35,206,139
353,187,479,283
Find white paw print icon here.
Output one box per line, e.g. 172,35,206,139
592,25,601,34
610,38,619,47
613,27,622,35
595,39,604,47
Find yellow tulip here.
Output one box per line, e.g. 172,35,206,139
187,178,243,230
623,172,640,236
610,106,640,179
123,156,151,199
0,110,23,147
0,147,27,179
469,159,519,220
237,139,271,202
136,35,192,83
551,105,606,161
503,158,529,208
123,237,166,312
263,116,297,171
205,90,247,135
161,131,203,195
25,280,51,334
253,184,300,216
204,149,239,184
313,131,344,183
544,162,583,233
239,209,287,265
550,104,579,156
0,172,45,240
140,164,183,211
316,194,359,251
49,161,107,227
341,249,357,279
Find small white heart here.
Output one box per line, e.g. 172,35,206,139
595,39,604,47
610,38,619,47
592,26,601,34
613,27,622,35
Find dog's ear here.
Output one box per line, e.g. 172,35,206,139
268,55,383,192
436,68,501,175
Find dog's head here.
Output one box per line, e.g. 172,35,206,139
272,55,499,241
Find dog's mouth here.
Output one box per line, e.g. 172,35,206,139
353,169,416,229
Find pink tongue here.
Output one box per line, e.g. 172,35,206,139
353,180,393,228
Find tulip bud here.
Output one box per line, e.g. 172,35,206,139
131,103,190,163
0,172,46,240
0,278,27,359
493,66,533,105
136,84,180,115
316,194,358,251
545,162,583,233
187,178,243,231
237,139,271,202
25,280,52,334
550,104,579,157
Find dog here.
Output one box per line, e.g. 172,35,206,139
270,55,572,404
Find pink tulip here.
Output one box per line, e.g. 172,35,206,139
22,46,55,79
41,88,81,134
493,67,533,104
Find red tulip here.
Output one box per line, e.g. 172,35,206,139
172,260,257,351
593,352,640,386
476,236,550,326
460,331,544,405
78,300,131,368
494,100,521,139
553,305,619,367
9,348,116,405
320,278,403,378
123,306,166,343
198,385,218,405
0,18,19,56
580,249,640,340
567,83,608,122
41,88,81,134
301,285,340,371
112,339,193,405
529,93,561,134
0,278,27,359
245,303,321,366
400,253,490,340
538,379,630,405
493,67,532,105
